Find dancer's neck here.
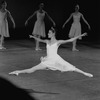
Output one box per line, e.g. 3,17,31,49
50,37,57,44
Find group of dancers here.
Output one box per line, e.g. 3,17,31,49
0,1,90,51
0,1,93,77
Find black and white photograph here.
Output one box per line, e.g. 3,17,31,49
0,0,99,100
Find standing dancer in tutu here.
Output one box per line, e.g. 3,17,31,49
9,27,93,77
25,3,55,51
62,4,90,51
0,1,15,49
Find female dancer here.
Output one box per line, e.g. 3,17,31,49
25,3,55,51
0,1,15,49
62,4,90,51
9,27,93,77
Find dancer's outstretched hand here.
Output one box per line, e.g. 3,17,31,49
9,71,20,76
25,21,28,26
29,35,36,38
82,32,88,37
53,22,56,27
29,35,33,38
88,25,91,30
13,23,16,28
62,24,65,28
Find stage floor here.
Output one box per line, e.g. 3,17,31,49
0,39,100,100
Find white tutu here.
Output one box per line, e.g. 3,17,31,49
41,42,76,72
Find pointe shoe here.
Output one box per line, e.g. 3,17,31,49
35,48,42,51
72,48,79,51
9,71,19,76
84,73,93,77
0,46,6,49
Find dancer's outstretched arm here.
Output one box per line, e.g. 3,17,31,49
58,33,87,45
62,13,73,28
81,14,91,30
45,12,56,26
25,11,37,26
7,10,15,28
29,35,48,43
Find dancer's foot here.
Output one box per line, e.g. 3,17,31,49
72,48,79,51
35,48,42,51
84,73,93,77
9,71,20,76
0,46,6,49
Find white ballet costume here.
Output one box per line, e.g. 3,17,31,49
41,42,76,72
9,41,93,77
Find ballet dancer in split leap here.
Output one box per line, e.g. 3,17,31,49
9,27,93,77
62,4,90,51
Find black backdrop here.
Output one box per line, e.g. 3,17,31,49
4,0,99,43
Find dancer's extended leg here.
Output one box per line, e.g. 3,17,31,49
74,67,93,77
9,63,47,76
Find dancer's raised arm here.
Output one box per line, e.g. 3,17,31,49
29,35,48,43
58,33,87,45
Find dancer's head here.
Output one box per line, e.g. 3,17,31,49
48,27,56,38
75,4,79,12
39,3,44,9
0,1,7,9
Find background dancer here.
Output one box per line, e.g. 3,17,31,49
25,3,55,51
9,27,93,77
62,4,90,51
0,1,15,49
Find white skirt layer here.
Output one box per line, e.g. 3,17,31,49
41,55,76,72
69,22,81,39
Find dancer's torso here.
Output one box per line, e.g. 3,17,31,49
36,11,45,21
0,11,7,23
73,12,81,23
46,42,58,58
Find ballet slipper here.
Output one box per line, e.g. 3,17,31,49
38,48,42,50
84,73,93,77
0,46,6,49
35,48,42,51
72,48,79,51
9,71,20,76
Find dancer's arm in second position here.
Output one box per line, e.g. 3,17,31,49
81,14,91,30
25,11,37,26
58,33,87,45
45,12,56,26
7,10,16,28
62,13,73,28
29,35,48,43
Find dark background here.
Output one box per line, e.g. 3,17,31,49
4,0,99,43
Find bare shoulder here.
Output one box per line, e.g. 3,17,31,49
79,12,82,16
43,10,46,13
57,40,65,45
45,40,49,43
6,9,10,15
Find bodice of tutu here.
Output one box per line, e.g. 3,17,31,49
73,13,81,23
36,11,45,21
46,42,58,58
0,11,6,23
